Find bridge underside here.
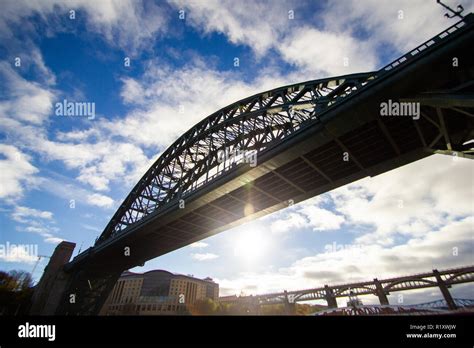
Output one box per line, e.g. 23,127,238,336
56,17,474,315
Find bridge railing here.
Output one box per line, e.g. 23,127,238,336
378,14,472,76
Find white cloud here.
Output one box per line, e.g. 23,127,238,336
87,193,115,208
111,59,300,150
0,0,170,53
9,206,64,244
268,200,345,234
191,253,219,261
168,0,474,77
300,205,345,231
328,155,474,245
270,212,308,234
279,27,378,76
170,0,298,57
0,54,292,196
36,173,117,210
43,236,64,244
0,62,54,125
321,0,474,54
171,0,377,76
316,153,467,235
11,206,53,223
0,61,154,193
0,145,39,201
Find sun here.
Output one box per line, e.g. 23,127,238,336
232,222,269,264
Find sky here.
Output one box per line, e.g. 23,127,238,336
0,0,473,306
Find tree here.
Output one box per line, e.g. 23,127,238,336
0,270,34,315
190,298,218,315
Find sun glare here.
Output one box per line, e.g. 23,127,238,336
233,223,269,264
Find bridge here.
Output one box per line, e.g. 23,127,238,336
30,14,474,315
223,265,474,314
315,299,474,316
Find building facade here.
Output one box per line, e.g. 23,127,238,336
100,270,219,315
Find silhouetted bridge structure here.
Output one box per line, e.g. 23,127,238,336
225,265,474,314
30,14,474,315
315,298,474,316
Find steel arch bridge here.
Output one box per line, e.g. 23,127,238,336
36,14,474,315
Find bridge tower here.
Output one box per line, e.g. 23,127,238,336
324,285,338,308
30,241,76,315
283,290,296,315
374,278,389,305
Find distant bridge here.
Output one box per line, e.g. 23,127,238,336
222,265,474,314
315,298,474,316
30,14,474,315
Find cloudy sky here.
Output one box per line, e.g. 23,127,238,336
0,0,473,306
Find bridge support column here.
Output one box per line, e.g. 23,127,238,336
433,269,457,310
283,290,297,315
324,285,338,309
30,241,76,315
285,302,296,315
374,278,389,305
250,297,261,315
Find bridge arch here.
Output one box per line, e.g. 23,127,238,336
97,73,374,243
384,278,438,292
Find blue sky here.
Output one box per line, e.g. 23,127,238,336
0,0,473,305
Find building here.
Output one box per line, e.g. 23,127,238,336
99,270,219,315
